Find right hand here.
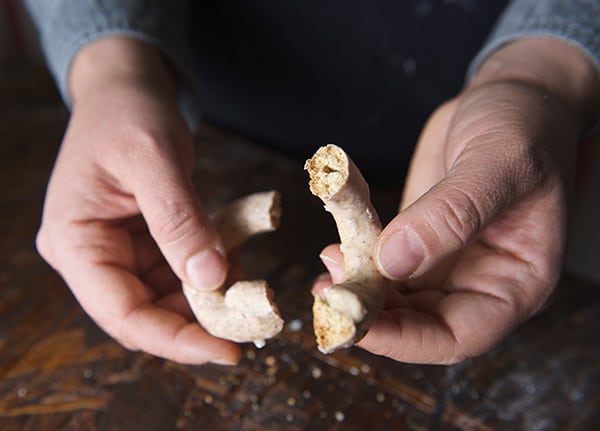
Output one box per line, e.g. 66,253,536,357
36,37,240,365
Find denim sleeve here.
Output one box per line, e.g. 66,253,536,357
468,0,600,79
23,0,200,128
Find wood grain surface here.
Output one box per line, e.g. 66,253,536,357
1,64,598,431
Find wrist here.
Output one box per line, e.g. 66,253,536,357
469,38,600,133
69,36,176,105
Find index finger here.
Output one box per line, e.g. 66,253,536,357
62,259,241,365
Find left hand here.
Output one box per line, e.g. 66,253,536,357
316,38,600,364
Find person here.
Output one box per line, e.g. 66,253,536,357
24,0,600,366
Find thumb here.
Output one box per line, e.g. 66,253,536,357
132,153,228,291
375,156,517,280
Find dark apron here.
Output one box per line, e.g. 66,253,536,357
188,0,510,184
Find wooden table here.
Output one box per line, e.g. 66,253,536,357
1,63,598,431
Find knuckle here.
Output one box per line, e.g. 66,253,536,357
116,336,139,352
35,228,52,261
169,322,194,362
114,312,141,353
150,202,198,246
35,226,60,271
511,277,555,320
430,188,484,246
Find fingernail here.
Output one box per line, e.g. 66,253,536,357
312,273,333,298
376,228,424,279
210,357,238,366
186,248,227,290
319,253,339,265
319,253,344,283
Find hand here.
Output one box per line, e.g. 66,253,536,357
317,39,600,364
36,37,239,365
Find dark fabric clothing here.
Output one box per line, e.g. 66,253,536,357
188,1,509,182
24,0,600,183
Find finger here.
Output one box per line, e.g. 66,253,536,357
311,273,334,298
140,261,182,296
318,244,344,284
375,132,538,281
129,141,228,291
154,291,195,320
357,290,519,364
311,243,344,297
311,272,410,310
63,258,241,365
382,285,412,310
36,228,58,272
129,230,182,293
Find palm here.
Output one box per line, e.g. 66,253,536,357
98,212,187,318
358,86,573,364
380,198,559,364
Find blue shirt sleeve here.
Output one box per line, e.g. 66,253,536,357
468,0,600,79
23,0,200,128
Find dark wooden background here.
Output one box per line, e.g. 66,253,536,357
1,63,598,431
